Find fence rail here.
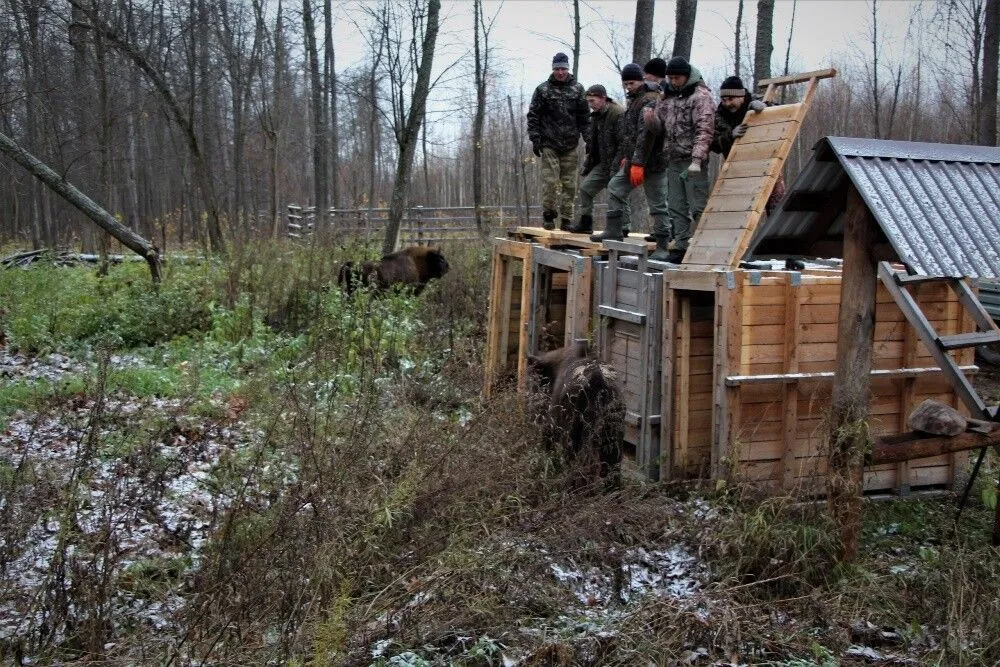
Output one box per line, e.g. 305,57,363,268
285,203,611,243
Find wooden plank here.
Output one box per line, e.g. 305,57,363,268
782,274,801,490
702,192,764,214
494,238,533,259
684,245,740,267
484,247,505,398
722,158,778,179
675,296,692,475
726,138,789,162
660,285,678,478
643,273,663,480
662,268,719,291
691,211,754,230
739,120,799,144
598,304,646,324
757,68,838,88
515,246,534,392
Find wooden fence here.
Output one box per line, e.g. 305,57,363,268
286,203,612,244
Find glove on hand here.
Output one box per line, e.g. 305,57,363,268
732,123,748,138
532,141,542,157
679,161,701,180
748,99,767,112
629,164,645,187
620,158,629,171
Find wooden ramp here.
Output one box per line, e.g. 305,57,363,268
683,69,837,268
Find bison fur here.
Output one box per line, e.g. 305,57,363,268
528,340,626,482
337,246,449,295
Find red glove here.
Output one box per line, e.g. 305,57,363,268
629,164,645,187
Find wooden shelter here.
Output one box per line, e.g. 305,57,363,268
485,69,1000,497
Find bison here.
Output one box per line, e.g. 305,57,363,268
337,246,450,295
528,340,626,482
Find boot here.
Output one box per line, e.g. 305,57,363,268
542,209,557,230
666,247,686,264
590,211,624,243
644,233,657,242
568,214,593,234
649,237,671,261
646,215,672,244
559,217,572,231
622,226,630,237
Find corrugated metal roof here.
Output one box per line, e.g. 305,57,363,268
748,136,1000,279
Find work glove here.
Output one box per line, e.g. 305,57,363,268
629,164,645,187
732,123,748,138
679,161,701,180
748,99,767,112
620,158,629,172
532,141,542,157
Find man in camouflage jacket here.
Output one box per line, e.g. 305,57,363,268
527,52,590,230
642,56,715,263
590,63,667,243
570,84,623,234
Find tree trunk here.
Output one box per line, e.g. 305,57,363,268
754,0,774,87
303,0,328,223
0,131,161,281
982,0,1000,145
382,0,440,255
633,0,655,65
325,0,341,209
734,0,743,77
780,0,796,103
473,0,487,231
828,186,878,563
870,0,881,139
573,0,581,81
673,0,697,59
508,95,530,226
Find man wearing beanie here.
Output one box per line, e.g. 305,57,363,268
640,55,715,263
590,63,668,244
643,57,668,92
570,84,623,234
527,52,590,230
711,75,785,212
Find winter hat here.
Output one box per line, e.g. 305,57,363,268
585,83,608,98
621,63,644,81
643,57,668,78
552,52,570,69
665,56,692,77
720,76,748,97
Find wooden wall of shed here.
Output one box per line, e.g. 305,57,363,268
667,290,716,478
722,271,973,494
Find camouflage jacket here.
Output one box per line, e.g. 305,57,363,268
617,82,665,173
526,74,590,154
711,93,770,158
582,99,623,173
645,66,716,162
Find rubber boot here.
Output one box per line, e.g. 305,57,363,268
542,210,557,230
559,217,573,231
649,237,671,261
569,214,593,234
666,247,686,264
590,211,624,243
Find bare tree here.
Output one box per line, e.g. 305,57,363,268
382,0,441,254
573,0,581,80
0,131,161,281
734,0,744,77
673,0,697,59
325,0,341,209
303,0,328,219
633,0,655,65
982,0,999,145
473,0,499,232
754,0,774,86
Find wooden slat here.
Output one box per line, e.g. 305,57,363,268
515,246,533,392
757,68,838,88
781,274,801,490
675,296,692,475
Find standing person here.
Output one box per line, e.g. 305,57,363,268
570,84,623,234
590,63,668,244
527,52,590,230
642,56,715,263
711,75,786,213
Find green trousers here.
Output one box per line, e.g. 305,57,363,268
577,164,611,218
540,147,579,221
607,166,669,237
666,157,710,251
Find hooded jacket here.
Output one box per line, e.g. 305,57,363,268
644,66,716,162
582,99,623,174
527,73,590,154
711,91,768,158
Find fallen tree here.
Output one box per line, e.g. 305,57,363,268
0,131,161,282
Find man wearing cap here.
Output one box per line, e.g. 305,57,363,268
712,75,786,213
527,52,590,230
641,55,715,263
590,63,667,244
570,84,623,234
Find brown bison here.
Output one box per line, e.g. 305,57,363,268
528,340,626,482
337,246,450,295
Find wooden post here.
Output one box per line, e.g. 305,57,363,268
828,186,878,562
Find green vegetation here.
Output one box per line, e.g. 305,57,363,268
0,239,998,666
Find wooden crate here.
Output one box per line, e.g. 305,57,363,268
594,251,663,479
707,268,973,495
